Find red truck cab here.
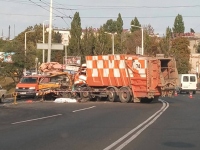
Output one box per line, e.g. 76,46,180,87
15,75,46,98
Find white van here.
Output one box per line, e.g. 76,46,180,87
178,74,197,94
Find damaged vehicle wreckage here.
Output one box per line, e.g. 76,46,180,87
14,54,179,103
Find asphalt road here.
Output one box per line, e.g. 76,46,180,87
0,93,200,150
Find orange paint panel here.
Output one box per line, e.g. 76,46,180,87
138,60,145,68
93,60,97,68
87,69,93,77
103,60,108,68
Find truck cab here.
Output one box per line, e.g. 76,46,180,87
15,75,46,98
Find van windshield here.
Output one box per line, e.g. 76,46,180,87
20,77,38,83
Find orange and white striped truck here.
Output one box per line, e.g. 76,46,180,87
75,54,179,103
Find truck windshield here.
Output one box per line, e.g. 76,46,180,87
20,77,38,83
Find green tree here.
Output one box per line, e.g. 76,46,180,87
0,40,30,83
195,43,200,53
170,37,190,73
166,26,172,39
159,26,172,56
173,14,185,34
94,26,110,55
51,31,63,63
80,27,96,62
115,13,124,54
103,19,117,33
0,24,62,83
130,17,141,33
143,32,160,56
190,28,195,33
68,12,82,56
125,30,141,54
116,13,123,34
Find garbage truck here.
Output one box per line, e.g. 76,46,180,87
75,54,179,103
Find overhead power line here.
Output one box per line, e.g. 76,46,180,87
1,0,200,9
2,12,200,19
28,0,71,27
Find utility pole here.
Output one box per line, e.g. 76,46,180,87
8,25,10,40
47,0,53,62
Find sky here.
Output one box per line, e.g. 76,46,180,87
1,0,200,39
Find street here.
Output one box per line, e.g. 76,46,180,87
0,93,200,150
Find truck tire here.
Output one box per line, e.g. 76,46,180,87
80,88,90,102
119,87,131,103
107,87,117,102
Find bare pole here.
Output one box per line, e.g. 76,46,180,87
43,22,45,63
47,0,53,62
112,33,114,55
141,28,144,55
24,30,34,75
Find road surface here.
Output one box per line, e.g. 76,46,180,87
0,93,200,150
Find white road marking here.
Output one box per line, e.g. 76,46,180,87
72,106,96,112
104,99,169,150
11,114,62,125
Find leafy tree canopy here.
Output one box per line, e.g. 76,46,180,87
130,17,141,33
68,12,82,56
116,13,123,34
173,14,185,34
190,28,195,33
103,19,117,33
170,37,190,73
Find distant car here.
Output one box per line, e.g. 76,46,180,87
0,85,7,103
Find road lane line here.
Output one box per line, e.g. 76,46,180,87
115,100,169,150
72,106,96,112
11,114,62,125
104,99,168,150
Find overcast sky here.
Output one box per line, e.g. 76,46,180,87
1,0,200,39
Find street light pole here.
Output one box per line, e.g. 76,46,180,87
112,34,114,55
47,0,53,62
24,30,34,76
35,57,38,74
43,19,55,63
43,20,48,63
131,25,144,55
105,32,117,55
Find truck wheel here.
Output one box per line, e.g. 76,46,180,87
80,88,90,102
107,87,117,102
193,91,196,94
119,87,131,103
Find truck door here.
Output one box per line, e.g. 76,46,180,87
148,59,160,91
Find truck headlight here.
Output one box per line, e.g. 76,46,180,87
16,87,19,89
29,87,36,89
